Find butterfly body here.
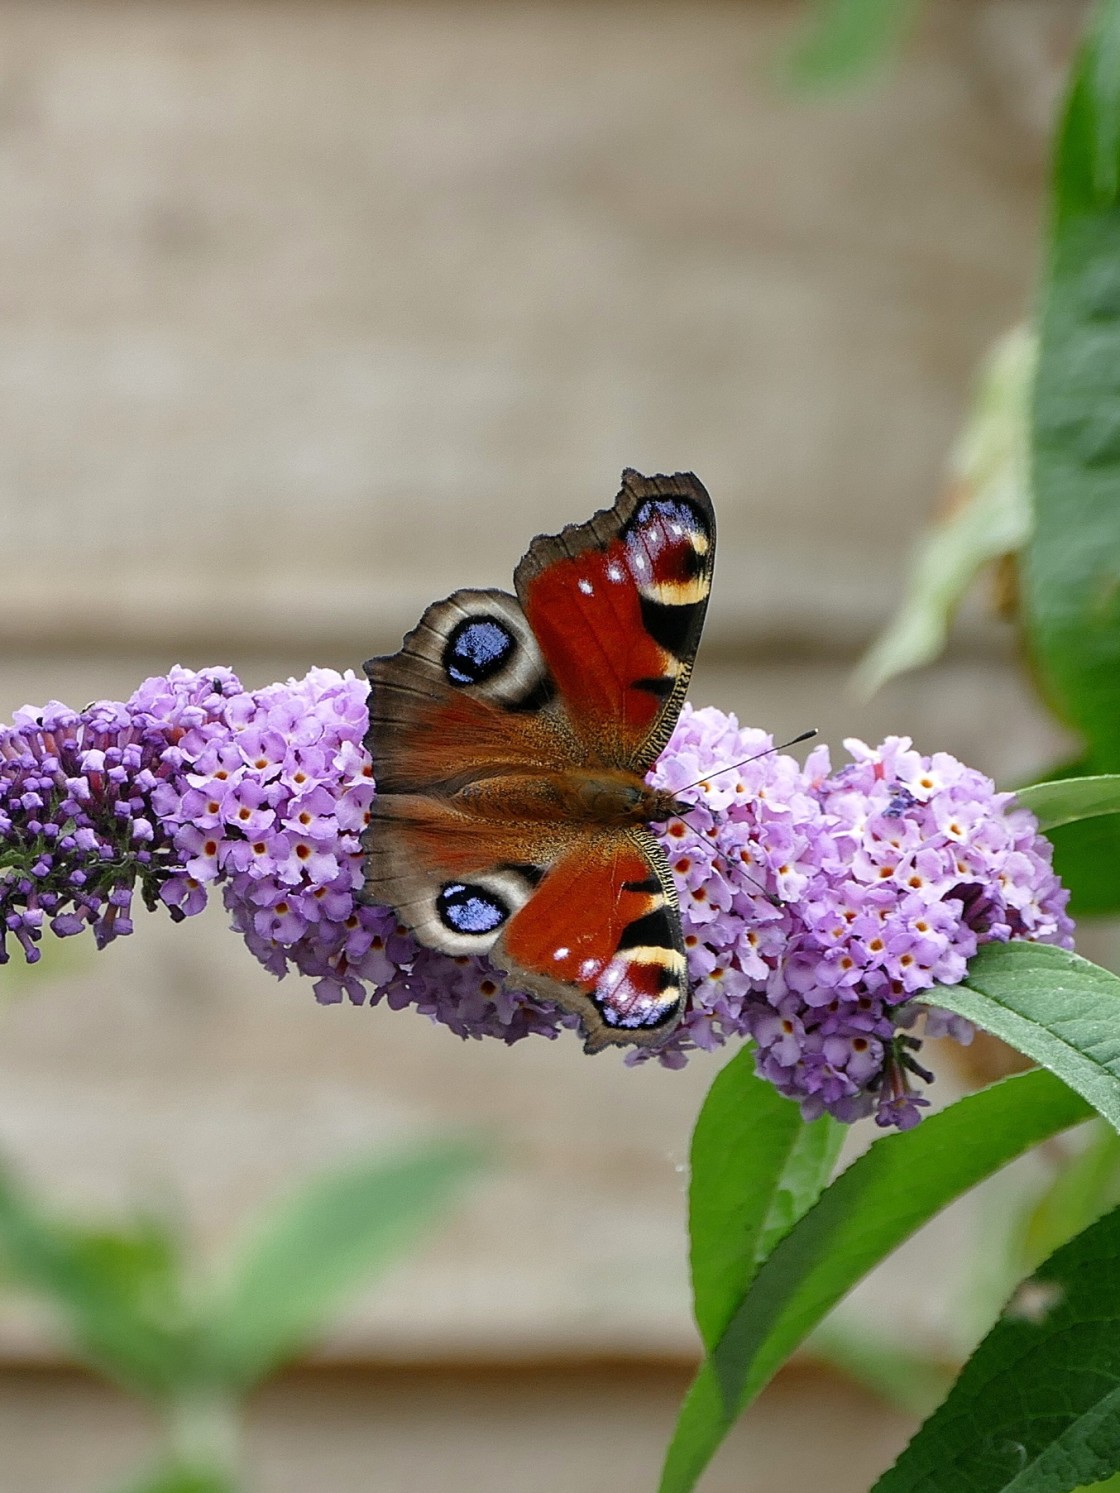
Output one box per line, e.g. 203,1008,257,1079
363,469,714,1052
449,767,689,828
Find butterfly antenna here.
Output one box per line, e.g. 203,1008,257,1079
668,798,784,906
742,868,784,909
667,729,818,909
673,728,818,798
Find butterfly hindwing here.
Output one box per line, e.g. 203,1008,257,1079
493,830,687,1052
365,800,687,1052
514,468,714,772
365,793,553,956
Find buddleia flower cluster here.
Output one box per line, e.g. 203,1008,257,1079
0,668,1072,1127
0,682,235,960
644,708,1072,1126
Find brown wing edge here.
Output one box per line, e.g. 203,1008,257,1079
512,468,713,594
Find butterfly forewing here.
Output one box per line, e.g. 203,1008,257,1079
364,589,573,797
514,469,714,772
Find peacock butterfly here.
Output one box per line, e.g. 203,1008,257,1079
361,469,715,1052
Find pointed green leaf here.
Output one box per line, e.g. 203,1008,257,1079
207,1141,485,1388
1025,0,1120,765
1016,774,1120,831
926,943,1120,1133
658,1069,1090,1493
873,1200,1120,1492
855,328,1034,697
0,1167,190,1397
689,1046,842,1351
752,1108,845,1270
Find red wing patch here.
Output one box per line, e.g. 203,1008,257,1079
494,832,687,1052
515,470,714,772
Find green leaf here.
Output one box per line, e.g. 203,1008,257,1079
1014,773,1120,832
872,1200,1120,1492
1025,0,1120,766
855,327,1035,697
689,1046,843,1351
658,1068,1090,1493
1049,815,1120,916
1020,758,1120,913
784,0,923,89
0,1167,191,1397
752,1108,845,1270
206,1141,485,1389
1013,761,1120,914
927,942,1120,1133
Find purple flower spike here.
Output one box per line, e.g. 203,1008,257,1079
0,672,241,965
0,674,1073,1128
642,711,1072,1125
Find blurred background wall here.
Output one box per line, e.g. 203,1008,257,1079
0,2,1088,1489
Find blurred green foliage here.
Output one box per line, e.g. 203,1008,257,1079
853,329,1034,700
0,1142,485,1492
784,0,925,89
1016,1120,1120,1276
1023,0,1120,917
848,0,1120,919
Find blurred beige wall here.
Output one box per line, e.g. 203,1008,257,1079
0,2,1085,1490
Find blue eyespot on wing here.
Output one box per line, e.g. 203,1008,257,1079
437,881,510,935
364,589,562,796
444,618,517,687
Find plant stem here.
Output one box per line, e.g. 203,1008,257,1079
162,1392,242,1484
